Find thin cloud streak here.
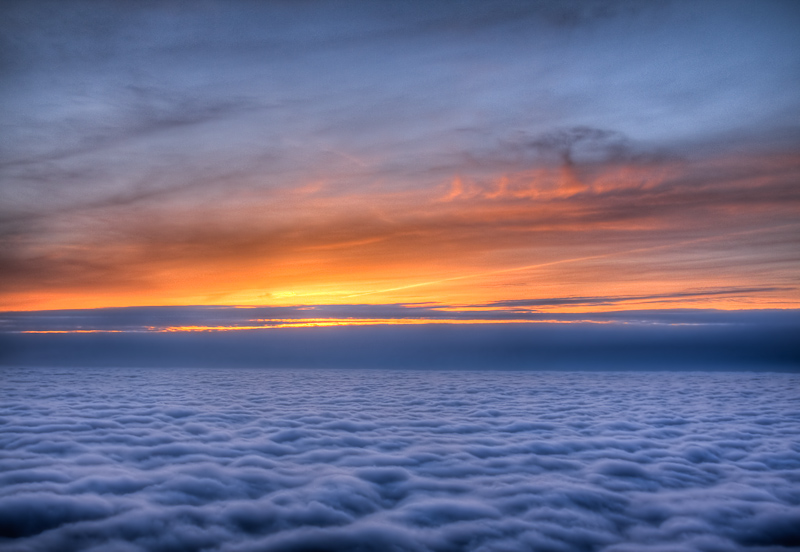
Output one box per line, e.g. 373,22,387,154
345,223,800,299
1,299,797,334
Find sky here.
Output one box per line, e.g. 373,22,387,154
1,0,799,361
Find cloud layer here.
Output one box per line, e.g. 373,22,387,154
1,368,799,551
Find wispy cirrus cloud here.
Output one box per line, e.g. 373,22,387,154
1,0,798,310
2,149,798,310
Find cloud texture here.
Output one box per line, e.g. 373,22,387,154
1,0,798,310
1,368,799,551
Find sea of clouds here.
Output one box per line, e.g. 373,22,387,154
1,368,798,551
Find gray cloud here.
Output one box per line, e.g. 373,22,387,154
0,368,799,551
3,0,798,209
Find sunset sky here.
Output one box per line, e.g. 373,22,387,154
4,6,800,552
1,0,799,338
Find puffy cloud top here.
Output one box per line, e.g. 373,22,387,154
1,368,799,551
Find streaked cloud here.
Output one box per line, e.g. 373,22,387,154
1,0,798,311
0,290,796,333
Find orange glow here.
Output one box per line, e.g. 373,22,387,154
2,152,799,313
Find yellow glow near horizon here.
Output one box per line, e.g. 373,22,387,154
18,318,620,334
2,153,798,313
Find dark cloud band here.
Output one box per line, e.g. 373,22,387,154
1,311,799,370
